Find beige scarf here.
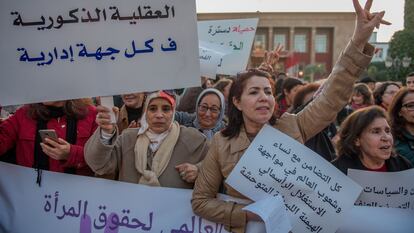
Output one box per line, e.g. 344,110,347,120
134,121,180,186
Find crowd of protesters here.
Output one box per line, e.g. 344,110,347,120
0,0,413,232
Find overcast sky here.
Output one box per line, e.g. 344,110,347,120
196,0,405,42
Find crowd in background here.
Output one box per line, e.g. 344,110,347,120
0,0,413,232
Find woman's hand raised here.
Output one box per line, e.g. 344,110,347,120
351,0,391,51
95,105,119,134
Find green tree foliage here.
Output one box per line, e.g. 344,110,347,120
388,30,414,81
405,0,414,30
367,62,390,82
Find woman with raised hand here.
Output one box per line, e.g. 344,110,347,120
85,91,209,188
191,1,390,232
332,106,412,174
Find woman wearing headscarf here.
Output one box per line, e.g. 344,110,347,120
175,88,226,140
85,91,209,188
191,1,389,231
0,99,97,184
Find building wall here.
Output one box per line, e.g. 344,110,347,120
198,12,355,77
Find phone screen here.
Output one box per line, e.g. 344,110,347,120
39,130,58,142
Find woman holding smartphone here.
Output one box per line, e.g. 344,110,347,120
0,99,97,184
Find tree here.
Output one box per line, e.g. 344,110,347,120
367,62,391,82
405,0,414,30
387,30,414,82
385,0,414,82
303,64,326,82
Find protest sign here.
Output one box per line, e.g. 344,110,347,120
0,0,200,106
226,125,363,233
348,168,414,209
0,162,226,233
0,162,268,233
198,18,258,75
198,41,229,79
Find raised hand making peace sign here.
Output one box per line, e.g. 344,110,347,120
352,0,391,51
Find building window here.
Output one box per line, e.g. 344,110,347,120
294,34,307,53
254,34,266,50
374,48,384,59
315,34,328,53
274,34,287,49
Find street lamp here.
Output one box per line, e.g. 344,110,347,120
385,56,412,81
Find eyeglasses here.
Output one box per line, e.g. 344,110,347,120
198,105,220,114
402,102,414,111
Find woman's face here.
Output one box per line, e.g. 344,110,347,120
382,85,399,107
399,93,414,124
356,117,393,168
352,92,364,105
146,98,173,134
233,76,275,128
197,93,221,130
121,93,144,109
42,101,65,107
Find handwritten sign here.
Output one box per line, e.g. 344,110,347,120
0,162,228,233
226,125,363,233
198,41,229,79
198,18,258,75
0,0,200,106
348,168,414,209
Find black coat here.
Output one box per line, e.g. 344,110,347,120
332,154,413,175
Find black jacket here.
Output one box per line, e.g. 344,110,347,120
332,154,413,175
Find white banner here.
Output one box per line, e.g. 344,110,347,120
0,0,200,106
0,162,229,233
226,125,363,233
337,206,414,233
1,162,412,233
348,168,414,209
198,41,228,79
198,18,258,75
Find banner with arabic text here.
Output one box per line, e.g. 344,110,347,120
198,18,258,75
0,0,200,106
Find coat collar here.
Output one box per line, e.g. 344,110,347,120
229,126,251,154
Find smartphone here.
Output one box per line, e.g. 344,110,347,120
38,129,58,143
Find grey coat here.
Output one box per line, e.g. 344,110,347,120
84,125,209,189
